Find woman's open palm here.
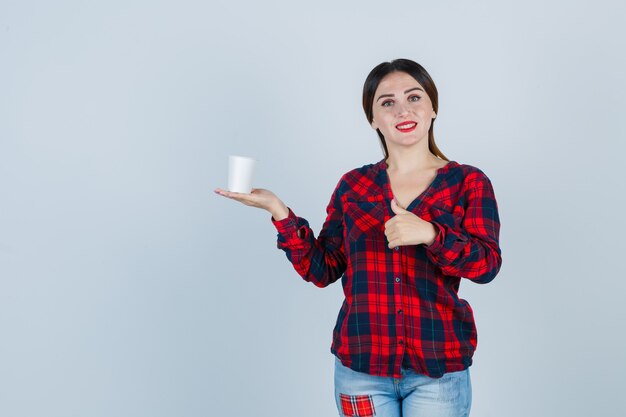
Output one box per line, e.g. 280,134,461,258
214,187,280,212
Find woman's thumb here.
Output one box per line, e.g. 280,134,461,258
391,198,407,214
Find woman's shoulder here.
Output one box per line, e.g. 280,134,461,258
439,157,487,175
339,160,384,181
349,159,384,173
330,160,385,199
449,161,496,190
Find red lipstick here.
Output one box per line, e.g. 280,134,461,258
396,121,417,132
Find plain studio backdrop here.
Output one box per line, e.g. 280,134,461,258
1,1,625,416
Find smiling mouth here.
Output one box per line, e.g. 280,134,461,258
396,122,417,132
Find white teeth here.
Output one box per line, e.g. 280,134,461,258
397,123,416,129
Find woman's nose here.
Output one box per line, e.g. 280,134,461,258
395,101,410,116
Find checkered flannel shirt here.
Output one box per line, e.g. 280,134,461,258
271,159,502,378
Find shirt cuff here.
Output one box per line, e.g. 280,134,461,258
271,206,296,229
424,221,444,253
270,207,309,240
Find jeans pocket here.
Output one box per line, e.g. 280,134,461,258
437,368,468,403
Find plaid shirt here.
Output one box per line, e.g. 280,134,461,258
271,159,502,378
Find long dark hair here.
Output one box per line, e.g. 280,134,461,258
362,58,449,161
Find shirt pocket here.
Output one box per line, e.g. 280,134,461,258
342,196,386,242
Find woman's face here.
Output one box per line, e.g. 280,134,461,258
370,71,437,151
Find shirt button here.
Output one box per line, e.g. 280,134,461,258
395,277,400,283
399,340,404,345
394,246,399,251
397,309,403,314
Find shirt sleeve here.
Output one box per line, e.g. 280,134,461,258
425,172,502,284
270,177,347,288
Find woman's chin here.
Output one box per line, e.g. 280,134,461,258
387,135,426,148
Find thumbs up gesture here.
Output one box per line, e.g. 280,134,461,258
384,198,438,249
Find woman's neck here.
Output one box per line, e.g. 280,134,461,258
385,147,439,174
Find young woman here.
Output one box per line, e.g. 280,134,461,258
215,58,502,417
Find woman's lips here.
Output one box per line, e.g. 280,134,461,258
396,122,417,132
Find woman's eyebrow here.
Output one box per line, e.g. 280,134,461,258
376,87,424,102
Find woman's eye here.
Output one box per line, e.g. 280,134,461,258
382,96,420,107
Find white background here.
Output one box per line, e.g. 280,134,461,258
1,1,625,416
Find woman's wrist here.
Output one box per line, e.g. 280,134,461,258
423,223,438,246
269,201,289,221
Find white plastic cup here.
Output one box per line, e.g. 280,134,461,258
228,155,256,193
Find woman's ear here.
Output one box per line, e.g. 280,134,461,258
432,110,437,119
371,119,378,129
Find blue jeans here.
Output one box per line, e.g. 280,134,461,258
333,356,472,417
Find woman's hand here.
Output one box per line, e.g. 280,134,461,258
214,187,289,220
384,198,438,249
